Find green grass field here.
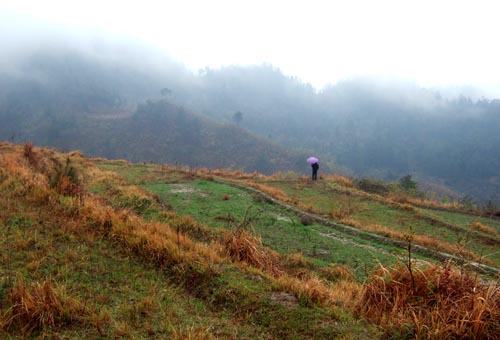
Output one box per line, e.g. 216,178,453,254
257,177,500,268
3,144,499,339
1,145,381,339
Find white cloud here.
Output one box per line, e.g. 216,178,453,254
1,0,500,93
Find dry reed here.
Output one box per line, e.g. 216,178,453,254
223,228,283,276
469,221,498,236
2,278,85,334
358,261,500,339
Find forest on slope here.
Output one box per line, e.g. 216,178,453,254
0,41,499,203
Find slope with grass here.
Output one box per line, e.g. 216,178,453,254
0,143,378,339
242,175,500,270
2,142,500,339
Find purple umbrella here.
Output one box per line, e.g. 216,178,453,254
307,157,319,165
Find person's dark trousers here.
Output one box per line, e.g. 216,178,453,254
312,170,318,180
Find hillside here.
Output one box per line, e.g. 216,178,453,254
182,69,500,204
0,89,307,174
0,46,308,175
2,143,500,339
1,44,499,203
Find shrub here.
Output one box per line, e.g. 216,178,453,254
50,157,82,197
355,178,390,195
23,143,37,166
357,261,500,339
399,174,417,191
300,214,314,226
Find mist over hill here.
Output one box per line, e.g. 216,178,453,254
0,47,304,173
0,40,499,203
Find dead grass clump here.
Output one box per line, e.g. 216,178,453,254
168,324,216,340
209,168,269,180
330,207,352,220
281,252,315,278
325,174,354,188
275,275,360,307
244,181,289,202
388,193,479,215
387,194,409,204
401,204,414,211
282,252,314,269
356,178,390,196
2,278,85,334
223,228,282,276
49,157,84,200
171,215,217,243
68,150,84,158
469,221,498,236
360,223,483,263
320,264,356,282
23,143,37,166
358,261,500,339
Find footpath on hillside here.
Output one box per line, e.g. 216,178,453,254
217,178,500,276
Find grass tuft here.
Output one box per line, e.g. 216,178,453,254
358,261,500,339
223,228,283,276
2,278,86,334
469,220,498,236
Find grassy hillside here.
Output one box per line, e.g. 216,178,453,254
1,143,500,339
1,98,308,174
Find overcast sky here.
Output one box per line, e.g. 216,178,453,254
2,0,500,95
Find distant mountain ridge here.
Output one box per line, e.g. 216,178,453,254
0,43,499,203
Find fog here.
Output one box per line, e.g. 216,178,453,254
2,0,500,95
1,3,500,204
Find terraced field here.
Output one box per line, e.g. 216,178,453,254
3,143,500,339
94,160,500,277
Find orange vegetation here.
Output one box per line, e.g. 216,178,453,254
2,278,86,333
358,261,500,339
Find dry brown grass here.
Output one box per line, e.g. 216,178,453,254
330,207,353,220
469,220,498,236
340,220,485,263
2,278,86,334
320,264,356,282
168,323,216,340
324,174,354,188
282,252,314,269
1,143,374,337
387,193,478,214
23,143,37,166
275,275,362,307
223,228,283,276
79,198,225,273
358,261,500,339
203,168,270,180
244,181,290,201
